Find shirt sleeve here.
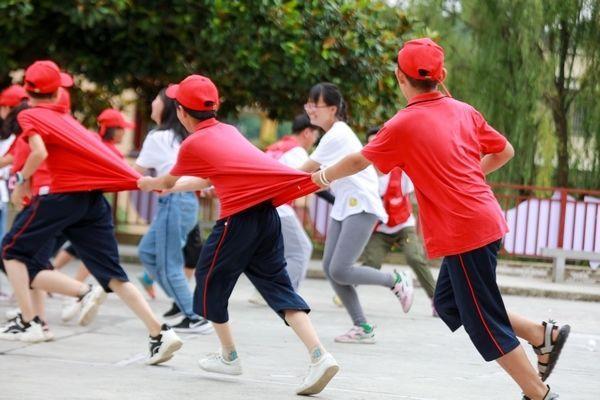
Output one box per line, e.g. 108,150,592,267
169,137,213,178
17,112,45,140
473,110,507,155
135,132,160,170
361,124,402,174
309,133,338,166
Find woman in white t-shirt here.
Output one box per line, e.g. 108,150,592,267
135,89,211,333
300,83,414,344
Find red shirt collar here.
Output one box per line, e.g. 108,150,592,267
406,91,446,107
34,102,69,114
193,118,219,132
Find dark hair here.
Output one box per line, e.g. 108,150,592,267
157,89,189,143
25,90,56,100
1,101,30,139
177,101,217,124
308,82,348,122
102,127,118,142
403,71,439,92
365,126,381,142
291,113,319,134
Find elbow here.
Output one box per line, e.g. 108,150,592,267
504,142,515,160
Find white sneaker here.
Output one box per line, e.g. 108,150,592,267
334,324,376,344
77,286,107,326
42,321,55,341
20,317,46,343
61,298,82,322
5,308,20,320
391,270,414,313
147,325,183,365
198,352,242,375
296,352,340,395
248,290,267,306
0,314,25,341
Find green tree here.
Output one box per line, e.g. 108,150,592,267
1,1,413,136
408,0,600,189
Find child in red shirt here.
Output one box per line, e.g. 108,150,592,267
311,39,569,400
0,60,182,365
138,74,339,396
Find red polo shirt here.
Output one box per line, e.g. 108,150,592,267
10,136,52,196
170,118,318,219
362,91,508,258
17,103,140,193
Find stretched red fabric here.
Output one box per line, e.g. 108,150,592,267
170,119,318,219
17,103,141,193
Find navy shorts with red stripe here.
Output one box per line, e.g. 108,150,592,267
2,192,128,291
433,240,520,361
194,202,310,324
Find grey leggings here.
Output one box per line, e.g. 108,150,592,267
323,212,395,326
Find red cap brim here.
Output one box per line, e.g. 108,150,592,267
60,72,74,88
165,84,179,99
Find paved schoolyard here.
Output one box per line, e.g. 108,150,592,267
0,262,599,399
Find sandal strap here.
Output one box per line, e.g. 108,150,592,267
537,361,549,373
532,321,557,355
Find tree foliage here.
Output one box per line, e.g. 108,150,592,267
408,0,600,189
0,0,412,132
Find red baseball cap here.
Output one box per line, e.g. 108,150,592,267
56,87,71,112
0,85,29,107
397,38,445,81
24,60,74,94
166,75,219,111
97,108,135,137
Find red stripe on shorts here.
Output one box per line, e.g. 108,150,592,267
457,254,505,357
2,198,41,259
203,217,231,318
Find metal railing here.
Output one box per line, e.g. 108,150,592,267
111,183,600,258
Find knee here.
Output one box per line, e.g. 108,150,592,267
329,264,350,285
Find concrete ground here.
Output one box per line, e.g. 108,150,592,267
0,262,599,400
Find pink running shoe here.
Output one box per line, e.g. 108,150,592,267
334,323,375,344
391,270,414,313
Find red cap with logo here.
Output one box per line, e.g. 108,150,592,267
165,75,219,112
0,85,29,107
97,108,135,137
23,60,74,94
397,38,445,81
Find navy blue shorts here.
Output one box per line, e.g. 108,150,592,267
433,240,520,361
194,202,310,324
2,192,128,291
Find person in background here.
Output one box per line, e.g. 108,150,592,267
135,88,212,334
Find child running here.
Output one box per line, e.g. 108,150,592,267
299,82,414,344
135,89,212,334
138,74,339,395
310,38,570,400
0,60,182,365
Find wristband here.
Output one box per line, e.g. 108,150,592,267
15,172,28,185
320,169,331,186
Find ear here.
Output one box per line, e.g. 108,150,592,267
440,68,448,82
395,66,406,85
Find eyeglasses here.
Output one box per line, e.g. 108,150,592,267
303,103,331,112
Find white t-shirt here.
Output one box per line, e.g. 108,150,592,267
136,129,181,176
277,145,309,218
376,172,416,234
310,121,387,222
